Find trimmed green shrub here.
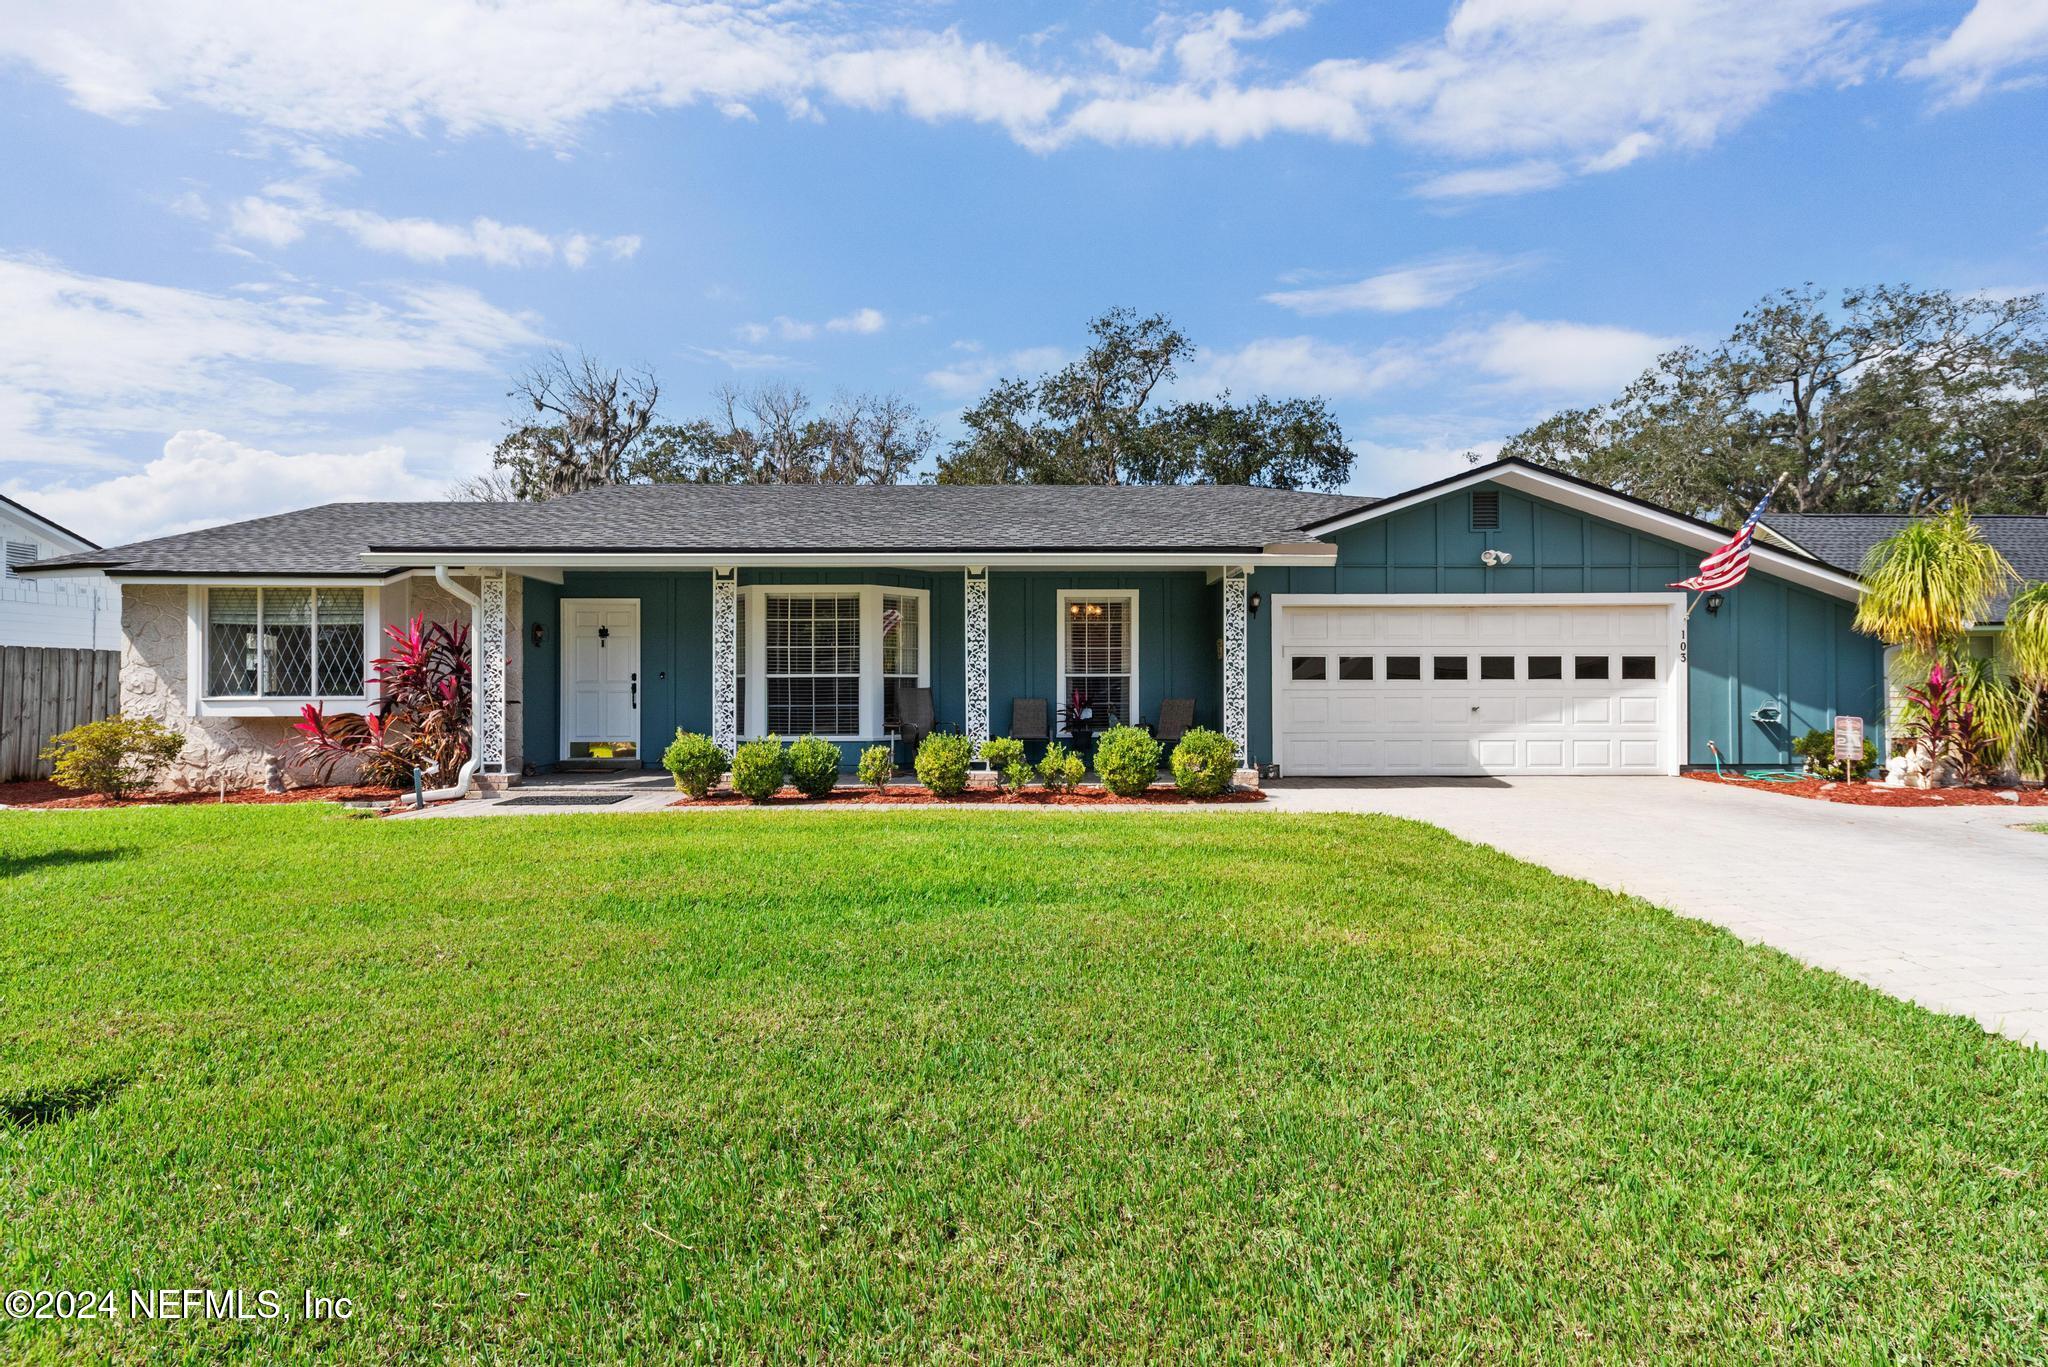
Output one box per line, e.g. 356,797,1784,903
40,715,185,799
786,734,842,798
1792,727,1878,782
1093,724,1162,797
914,732,973,797
661,730,727,798
730,736,786,803
1169,726,1237,798
857,744,894,792
979,736,1033,792
1038,741,1086,791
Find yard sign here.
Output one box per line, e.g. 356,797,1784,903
1833,715,1864,764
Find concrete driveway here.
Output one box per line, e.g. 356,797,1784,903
1264,777,2048,1046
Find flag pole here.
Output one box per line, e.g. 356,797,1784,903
1679,473,1791,622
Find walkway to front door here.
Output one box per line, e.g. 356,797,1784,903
1263,776,2048,1046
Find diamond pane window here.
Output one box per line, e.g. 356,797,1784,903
207,588,261,696
262,588,315,696
315,589,366,696
206,586,366,699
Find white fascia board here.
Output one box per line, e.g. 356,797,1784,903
1306,463,1864,602
356,550,1334,571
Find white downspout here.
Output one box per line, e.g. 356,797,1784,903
420,564,481,802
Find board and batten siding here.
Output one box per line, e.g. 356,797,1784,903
1249,482,1885,768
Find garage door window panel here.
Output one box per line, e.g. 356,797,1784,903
1338,656,1374,681
1290,656,1327,681
1575,656,1611,680
1621,655,1657,680
1386,656,1421,681
1433,656,1468,681
1528,656,1563,680
1480,656,1515,681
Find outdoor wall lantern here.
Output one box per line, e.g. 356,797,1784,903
1704,592,1724,616
1248,591,1261,616
530,621,546,648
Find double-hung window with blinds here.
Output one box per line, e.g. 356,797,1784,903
1063,596,1133,724
764,594,861,735
206,587,366,697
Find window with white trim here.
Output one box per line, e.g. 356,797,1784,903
206,586,366,698
1059,594,1135,729
881,593,921,731
764,593,860,735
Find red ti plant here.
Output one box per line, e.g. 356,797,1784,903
1901,660,1995,783
292,615,472,787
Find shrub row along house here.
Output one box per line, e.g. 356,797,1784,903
22,459,1909,790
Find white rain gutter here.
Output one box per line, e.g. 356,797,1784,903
420,565,481,802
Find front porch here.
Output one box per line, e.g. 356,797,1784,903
470,565,1254,784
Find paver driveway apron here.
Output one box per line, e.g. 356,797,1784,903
1264,776,2048,1046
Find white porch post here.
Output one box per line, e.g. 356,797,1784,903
711,567,738,756
1222,566,1250,769
478,568,508,775
964,567,990,757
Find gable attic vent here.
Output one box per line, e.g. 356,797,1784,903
1470,490,1501,531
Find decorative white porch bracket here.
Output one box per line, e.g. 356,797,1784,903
712,567,738,757
964,567,990,757
478,569,509,774
1222,567,1250,767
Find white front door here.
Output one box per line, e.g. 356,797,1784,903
1274,600,1680,776
561,599,641,761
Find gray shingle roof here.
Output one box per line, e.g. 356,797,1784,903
1765,513,2048,621
24,484,1376,577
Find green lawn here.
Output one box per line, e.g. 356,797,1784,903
2,806,2045,1362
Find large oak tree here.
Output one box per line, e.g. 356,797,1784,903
1493,286,2048,524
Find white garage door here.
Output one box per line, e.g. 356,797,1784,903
1275,602,1676,776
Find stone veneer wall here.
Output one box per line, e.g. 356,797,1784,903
119,574,514,791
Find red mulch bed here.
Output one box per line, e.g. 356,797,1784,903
0,781,404,810
672,784,1265,807
1685,770,2048,807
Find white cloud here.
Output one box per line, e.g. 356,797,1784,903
737,307,889,343
0,253,543,467
922,344,1068,399
226,184,638,268
3,430,452,544
1194,337,1421,399
1412,160,1567,200
688,344,799,372
1904,0,2048,105
1444,317,1676,394
1263,252,1532,314
0,0,1881,193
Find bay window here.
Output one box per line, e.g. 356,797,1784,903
764,593,861,736
881,593,921,732
205,586,366,698
1058,591,1137,731
741,585,929,739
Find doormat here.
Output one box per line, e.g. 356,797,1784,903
495,794,633,807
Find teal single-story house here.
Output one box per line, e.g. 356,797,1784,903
25,458,1884,789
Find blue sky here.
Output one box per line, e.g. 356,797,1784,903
2,0,2045,543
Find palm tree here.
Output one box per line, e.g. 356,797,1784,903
2000,582,2048,778
1853,508,2017,670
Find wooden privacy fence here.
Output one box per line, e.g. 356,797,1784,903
0,646,121,782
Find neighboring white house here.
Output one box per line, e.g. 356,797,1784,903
0,494,119,651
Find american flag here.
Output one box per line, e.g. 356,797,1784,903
1672,487,1775,593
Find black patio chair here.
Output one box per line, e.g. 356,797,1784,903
1155,697,1195,747
896,686,935,757
1010,697,1050,744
